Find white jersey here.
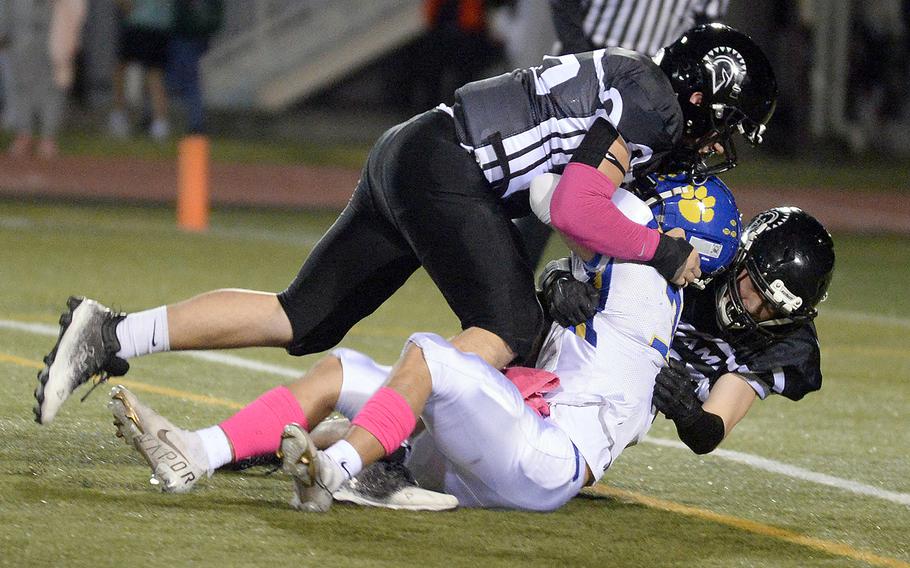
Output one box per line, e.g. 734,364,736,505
535,190,682,481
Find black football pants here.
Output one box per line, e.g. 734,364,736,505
277,109,544,360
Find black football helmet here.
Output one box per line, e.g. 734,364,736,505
715,207,835,349
655,24,778,176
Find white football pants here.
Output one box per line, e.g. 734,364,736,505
333,333,586,511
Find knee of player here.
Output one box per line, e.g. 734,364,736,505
286,354,343,406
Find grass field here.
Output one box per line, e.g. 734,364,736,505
1,198,908,567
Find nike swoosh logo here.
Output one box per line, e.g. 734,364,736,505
157,429,190,462
339,461,352,479
151,320,158,347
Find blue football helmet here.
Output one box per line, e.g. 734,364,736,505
645,173,742,285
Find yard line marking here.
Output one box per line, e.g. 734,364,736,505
0,319,302,378
115,379,243,409
0,214,325,248
175,351,301,378
0,320,58,335
0,353,243,409
824,345,910,358
0,360,910,568
4,317,909,506
644,437,910,507
0,353,43,369
0,316,428,351
826,308,910,329
589,485,910,568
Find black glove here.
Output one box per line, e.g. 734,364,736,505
539,258,599,327
653,359,702,427
654,359,726,454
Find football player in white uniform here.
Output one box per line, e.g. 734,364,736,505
109,174,742,512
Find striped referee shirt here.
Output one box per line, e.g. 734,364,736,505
551,0,730,57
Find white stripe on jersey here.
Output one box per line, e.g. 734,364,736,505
472,111,609,198
772,367,786,393
671,322,773,400
468,106,649,197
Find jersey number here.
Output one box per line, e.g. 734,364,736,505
535,54,581,95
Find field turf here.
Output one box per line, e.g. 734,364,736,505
0,199,907,567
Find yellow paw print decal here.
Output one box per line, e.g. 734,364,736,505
678,184,715,223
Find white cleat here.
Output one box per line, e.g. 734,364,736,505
110,385,210,493
334,461,458,511
279,423,337,513
34,297,128,424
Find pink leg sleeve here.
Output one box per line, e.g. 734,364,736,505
351,387,417,455
219,386,309,461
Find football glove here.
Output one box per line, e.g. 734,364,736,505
653,359,726,454
653,359,702,427
538,258,599,327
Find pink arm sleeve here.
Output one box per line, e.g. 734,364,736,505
550,162,660,261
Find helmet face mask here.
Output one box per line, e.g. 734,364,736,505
715,266,806,350
715,207,835,349
656,24,778,177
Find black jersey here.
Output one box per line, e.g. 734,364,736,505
671,281,823,402
450,48,682,202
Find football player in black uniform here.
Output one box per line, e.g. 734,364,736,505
541,206,836,454
35,28,774,491
518,22,779,268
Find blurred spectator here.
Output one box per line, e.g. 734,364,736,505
846,0,907,152
413,0,501,110
108,0,173,141
166,0,223,135
2,0,86,159
0,49,13,132
489,0,558,69
0,5,14,132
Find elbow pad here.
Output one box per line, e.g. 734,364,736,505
529,173,561,225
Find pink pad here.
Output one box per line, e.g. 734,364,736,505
503,366,560,417
351,387,417,455
550,162,660,260
219,386,309,461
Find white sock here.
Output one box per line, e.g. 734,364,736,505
196,425,233,472
323,440,363,486
115,306,170,359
